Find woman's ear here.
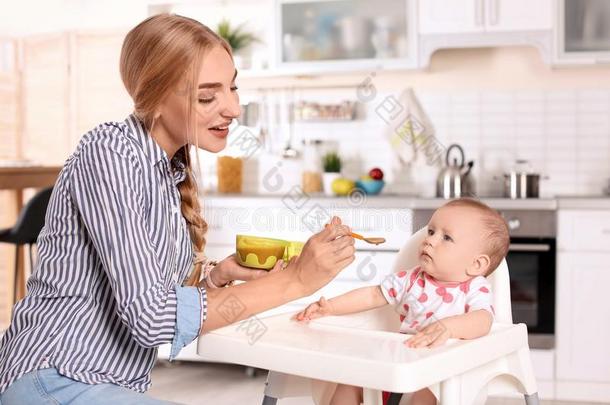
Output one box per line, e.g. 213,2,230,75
466,254,491,277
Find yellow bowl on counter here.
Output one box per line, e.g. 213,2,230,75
236,235,304,270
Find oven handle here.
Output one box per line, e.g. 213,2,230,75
509,243,551,252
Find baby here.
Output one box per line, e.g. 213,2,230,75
295,198,510,405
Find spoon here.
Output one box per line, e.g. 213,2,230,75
324,224,386,245
350,231,386,245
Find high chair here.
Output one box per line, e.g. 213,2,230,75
197,227,540,405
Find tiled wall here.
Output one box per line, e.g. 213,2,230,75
202,88,610,198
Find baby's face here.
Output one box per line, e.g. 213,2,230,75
419,205,489,282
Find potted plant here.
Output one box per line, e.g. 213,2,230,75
322,152,342,196
216,18,260,68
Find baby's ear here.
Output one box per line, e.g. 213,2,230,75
467,254,491,277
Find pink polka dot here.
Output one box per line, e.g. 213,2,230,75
410,320,419,329
460,280,471,293
442,293,454,303
403,304,409,312
410,269,419,283
435,287,446,296
388,288,397,298
397,270,407,278
425,312,434,319
418,293,428,303
465,304,470,312
400,314,406,322
417,278,425,288
479,286,489,293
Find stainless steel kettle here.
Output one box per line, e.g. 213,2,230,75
436,144,475,199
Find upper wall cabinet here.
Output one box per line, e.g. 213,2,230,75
417,0,553,67
275,0,418,73
555,0,610,64
419,0,552,34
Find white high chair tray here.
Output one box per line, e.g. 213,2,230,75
197,312,528,394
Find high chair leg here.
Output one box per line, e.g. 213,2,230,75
262,395,278,405
524,393,540,405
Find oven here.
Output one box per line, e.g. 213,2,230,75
413,207,556,350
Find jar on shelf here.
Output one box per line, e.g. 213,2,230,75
217,156,243,193
301,139,323,194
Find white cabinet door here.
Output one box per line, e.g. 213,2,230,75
556,0,610,64
484,0,552,32
418,0,484,34
556,252,610,382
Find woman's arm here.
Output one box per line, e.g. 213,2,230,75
202,218,355,333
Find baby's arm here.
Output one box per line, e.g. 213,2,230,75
407,310,493,348
295,286,387,321
442,309,493,339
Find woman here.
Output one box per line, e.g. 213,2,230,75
0,14,355,405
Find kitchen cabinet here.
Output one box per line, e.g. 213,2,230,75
555,209,610,401
275,0,418,73
418,0,553,66
418,0,552,34
556,252,610,382
555,0,610,64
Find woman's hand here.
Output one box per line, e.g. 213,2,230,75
208,254,283,287
294,297,334,322
286,216,355,296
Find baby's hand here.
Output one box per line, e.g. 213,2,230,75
405,321,451,348
294,297,334,322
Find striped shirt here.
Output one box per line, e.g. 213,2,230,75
0,114,206,393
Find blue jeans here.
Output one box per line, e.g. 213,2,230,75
0,368,180,405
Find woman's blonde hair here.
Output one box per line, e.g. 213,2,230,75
120,13,232,286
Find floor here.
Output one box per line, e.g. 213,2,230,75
148,361,608,405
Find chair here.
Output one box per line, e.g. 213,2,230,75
259,227,540,405
0,187,53,304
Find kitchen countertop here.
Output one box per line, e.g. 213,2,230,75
200,193,600,210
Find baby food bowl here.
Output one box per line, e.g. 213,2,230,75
236,235,304,270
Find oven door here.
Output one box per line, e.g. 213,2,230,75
506,237,556,349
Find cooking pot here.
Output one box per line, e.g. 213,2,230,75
503,172,540,199
501,160,545,199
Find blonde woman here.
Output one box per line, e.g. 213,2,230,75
0,14,355,405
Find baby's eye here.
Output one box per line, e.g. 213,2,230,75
443,234,453,242
427,229,434,236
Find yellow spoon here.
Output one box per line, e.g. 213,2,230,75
350,231,386,245
325,224,386,245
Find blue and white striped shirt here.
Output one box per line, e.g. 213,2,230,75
0,114,206,393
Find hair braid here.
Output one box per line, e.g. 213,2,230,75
176,146,208,286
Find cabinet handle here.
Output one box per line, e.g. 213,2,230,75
488,0,499,26
475,0,484,26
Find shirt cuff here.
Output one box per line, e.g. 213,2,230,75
170,285,207,361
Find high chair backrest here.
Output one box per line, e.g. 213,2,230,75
392,227,513,324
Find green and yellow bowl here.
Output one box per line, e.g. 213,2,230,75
236,235,304,270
